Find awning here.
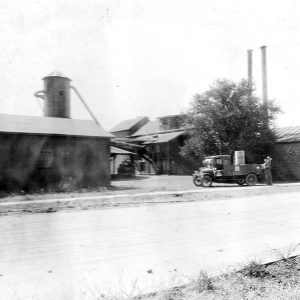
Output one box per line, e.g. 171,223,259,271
110,146,137,155
144,130,185,144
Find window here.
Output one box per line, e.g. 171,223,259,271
215,158,223,170
216,158,223,165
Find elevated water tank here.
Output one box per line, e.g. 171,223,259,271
43,71,71,118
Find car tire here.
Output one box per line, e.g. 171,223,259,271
193,176,202,187
202,175,213,187
236,178,245,186
245,173,257,186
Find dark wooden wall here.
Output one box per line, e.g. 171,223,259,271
0,134,110,191
147,136,198,175
271,142,300,181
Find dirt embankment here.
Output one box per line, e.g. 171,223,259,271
137,254,300,300
0,176,299,216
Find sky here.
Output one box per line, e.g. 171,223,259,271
0,0,300,130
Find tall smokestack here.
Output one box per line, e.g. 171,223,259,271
247,49,253,95
260,46,268,125
260,46,268,104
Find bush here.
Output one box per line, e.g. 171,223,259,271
241,261,270,278
193,271,214,293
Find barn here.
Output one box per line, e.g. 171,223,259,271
0,72,112,192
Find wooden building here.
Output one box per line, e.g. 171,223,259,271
128,115,188,174
272,126,300,181
0,114,112,191
0,71,112,192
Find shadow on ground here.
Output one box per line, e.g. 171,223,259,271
208,184,265,188
111,175,151,181
107,185,139,191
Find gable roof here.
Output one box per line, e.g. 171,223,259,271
275,126,300,143
0,114,113,138
110,116,148,133
130,120,160,137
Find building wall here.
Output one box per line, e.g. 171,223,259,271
271,142,300,181
158,116,181,131
0,134,110,191
146,136,197,175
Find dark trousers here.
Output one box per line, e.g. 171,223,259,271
264,168,272,185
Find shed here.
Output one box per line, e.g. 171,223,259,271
0,113,113,191
127,116,188,174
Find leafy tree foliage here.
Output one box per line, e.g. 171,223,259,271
180,79,280,163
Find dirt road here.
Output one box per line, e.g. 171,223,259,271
1,183,300,299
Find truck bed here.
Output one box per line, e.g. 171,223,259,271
221,164,263,177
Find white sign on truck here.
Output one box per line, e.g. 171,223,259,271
234,150,245,165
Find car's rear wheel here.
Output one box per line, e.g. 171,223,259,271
202,175,213,187
236,178,245,186
245,173,257,186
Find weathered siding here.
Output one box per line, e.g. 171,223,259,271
0,134,110,191
147,136,197,175
272,142,300,180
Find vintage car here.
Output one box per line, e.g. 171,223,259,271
193,155,263,187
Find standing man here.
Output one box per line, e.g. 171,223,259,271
264,156,272,185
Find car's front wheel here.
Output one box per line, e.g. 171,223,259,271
193,176,202,187
202,175,213,187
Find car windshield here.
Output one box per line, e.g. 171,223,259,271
203,158,213,168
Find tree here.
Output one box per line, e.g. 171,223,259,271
180,79,280,163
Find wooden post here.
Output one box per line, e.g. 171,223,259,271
167,142,170,175
113,155,116,175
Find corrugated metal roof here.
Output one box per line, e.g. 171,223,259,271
149,130,185,144
275,126,300,143
110,116,148,133
110,146,136,155
130,120,160,136
0,114,113,138
132,130,185,144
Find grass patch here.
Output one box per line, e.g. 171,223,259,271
240,260,270,278
192,271,214,293
131,255,300,300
